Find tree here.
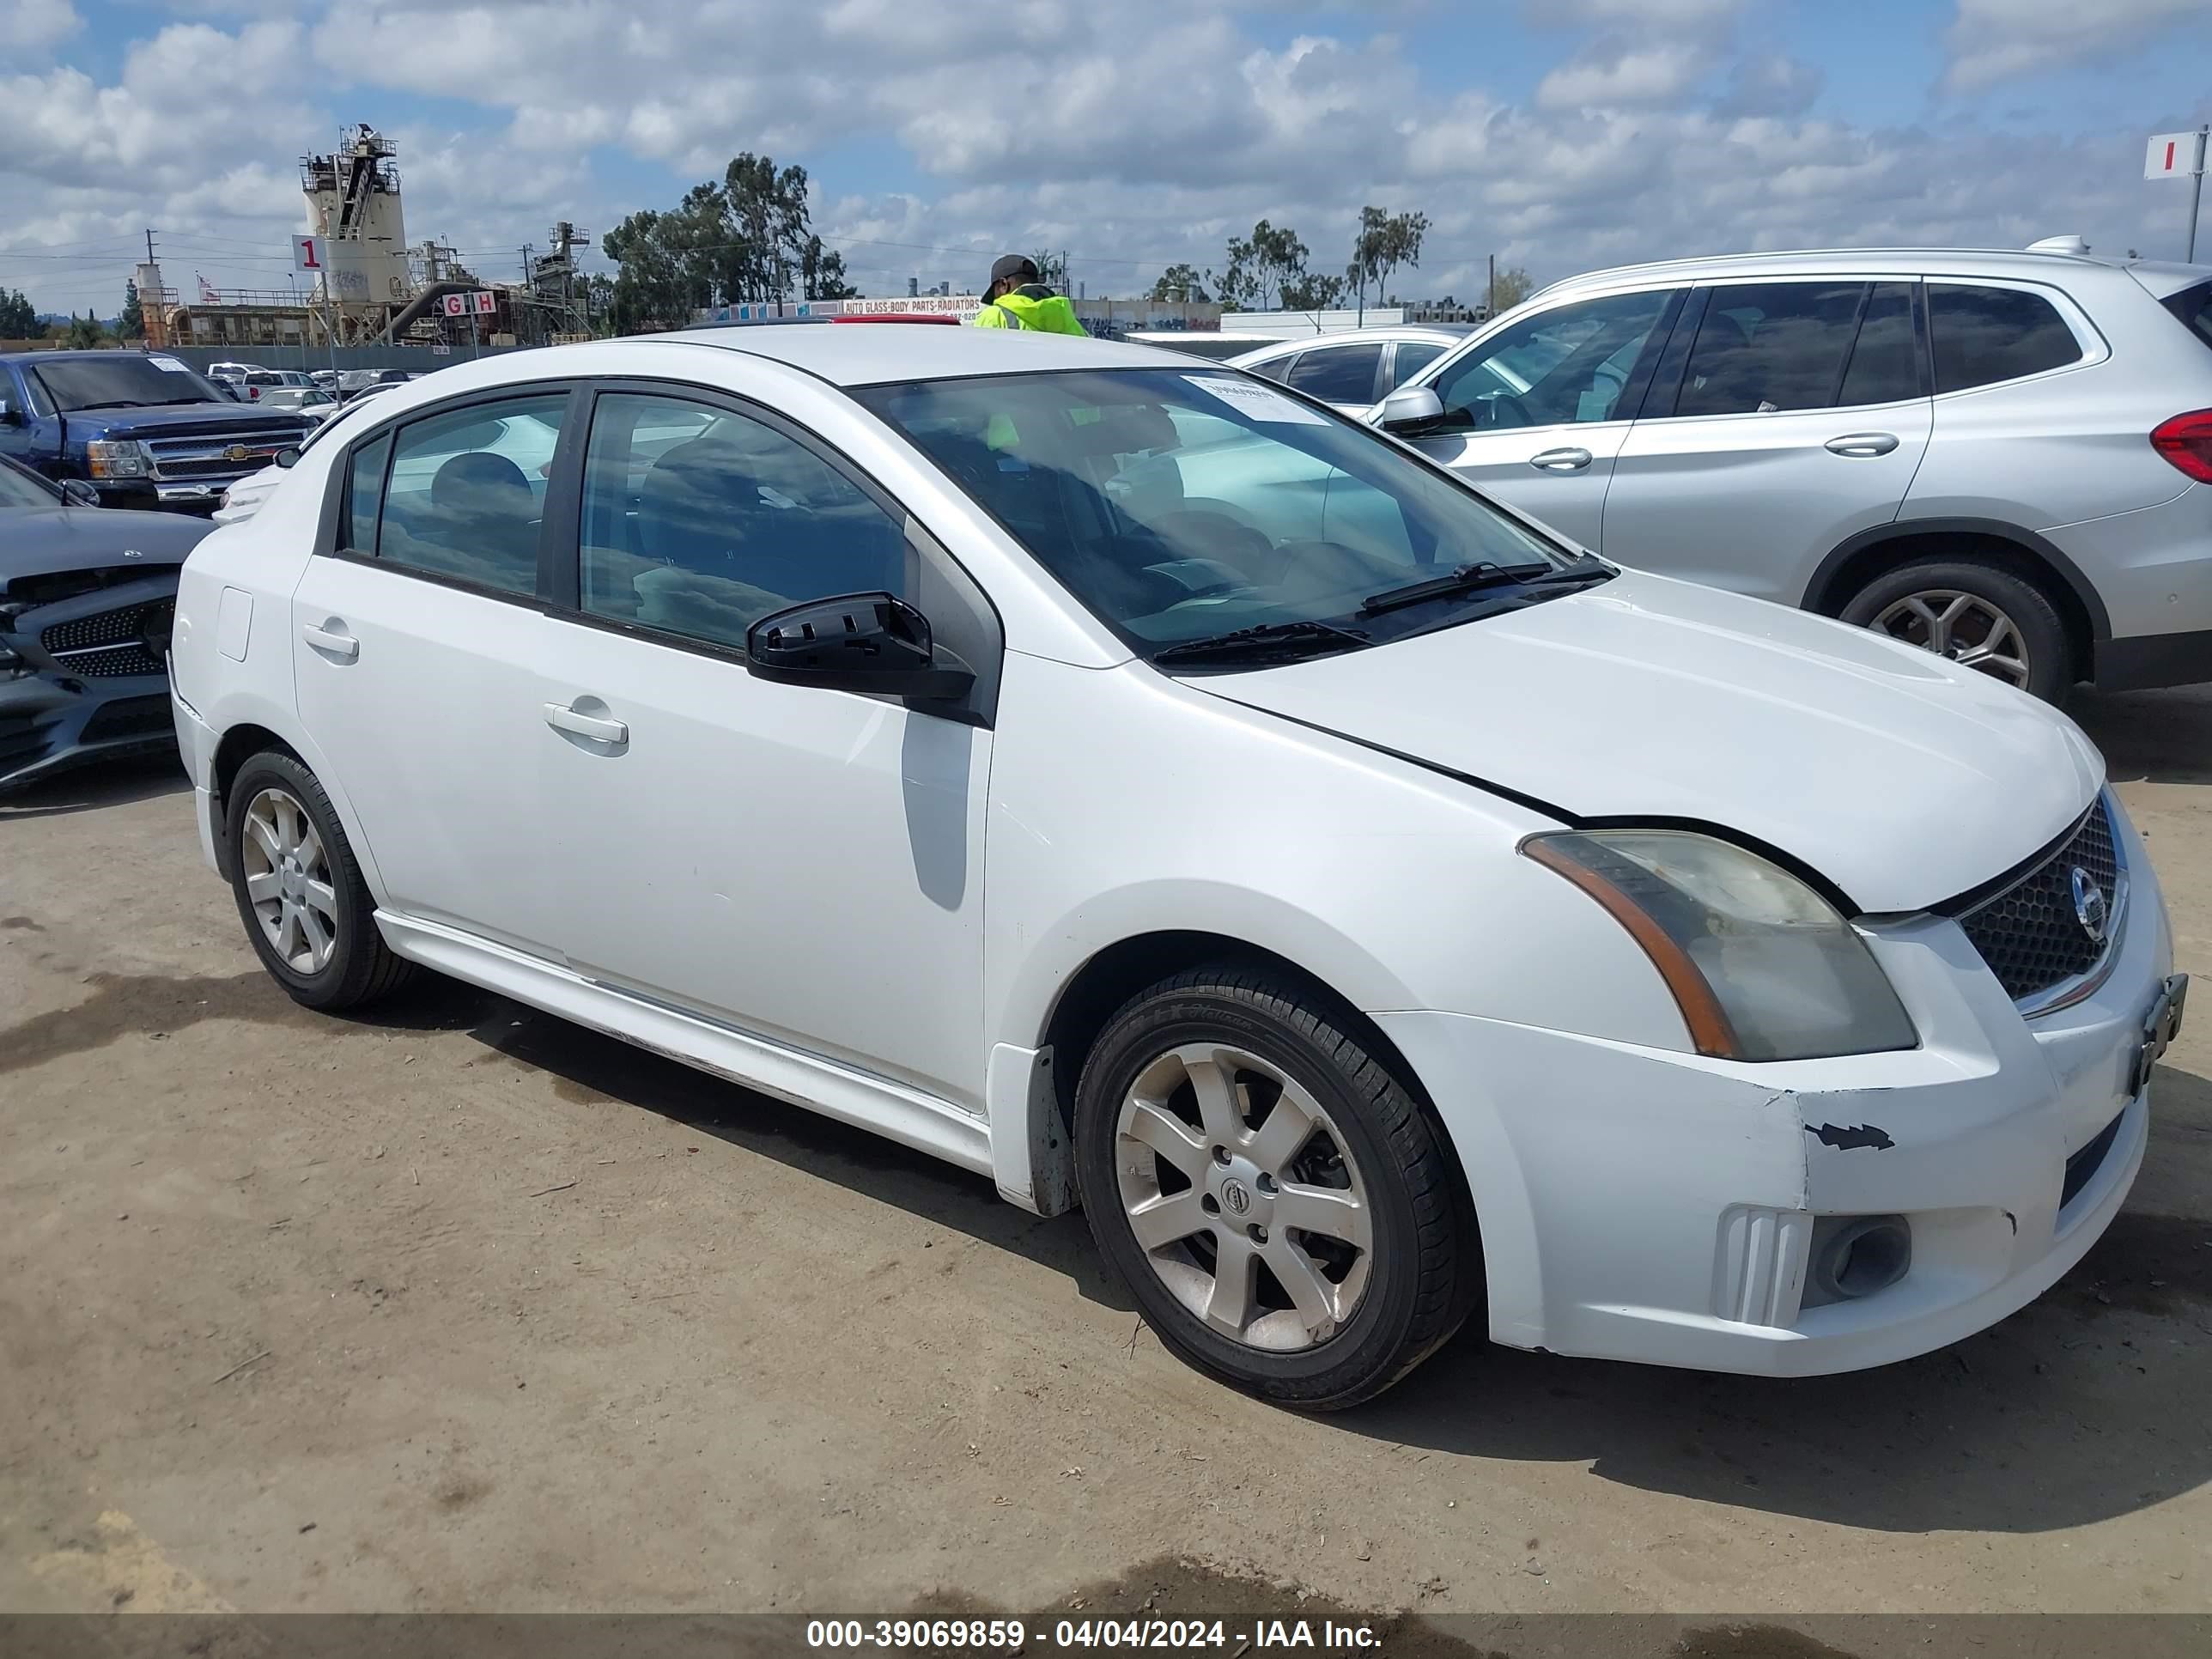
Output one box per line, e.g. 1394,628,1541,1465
1279,270,1346,311
118,280,144,340
1489,264,1534,313
1347,206,1429,320
797,235,856,301
1245,221,1308,312
1028,249,1071,290
0,286,35,338
1149,264,1209,303
1209,233,1258,311
64,311,106,349
602,150,850,330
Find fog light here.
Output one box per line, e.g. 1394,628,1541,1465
1803,1214,1911,1308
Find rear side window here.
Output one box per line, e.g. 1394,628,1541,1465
344,434,391,553
1837,282,1919,406
1247,353,1295,385
1676,283,1864,416
2161,279,2212,351
1928,284,2081,392
360,395,567,595
1284,343,1385,403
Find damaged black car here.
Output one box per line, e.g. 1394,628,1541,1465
1,453,211,793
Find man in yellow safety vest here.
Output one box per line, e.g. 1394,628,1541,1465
972,255,1088,334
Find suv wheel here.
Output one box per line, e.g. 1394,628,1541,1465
1073,965,1475,1410
226,750,413,1011
1839,556,2070,702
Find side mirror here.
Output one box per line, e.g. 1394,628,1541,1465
1376,385,1447,435
275,448,301,470
746,592,975,702
62,478,101,507
0,398,19,425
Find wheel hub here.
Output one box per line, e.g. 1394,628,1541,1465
1209,1155,1272,1228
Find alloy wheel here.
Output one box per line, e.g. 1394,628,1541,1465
240,787,340,975
1114,1042,1374,1352
1869,588,2032,689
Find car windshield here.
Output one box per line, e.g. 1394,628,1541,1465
0,460,59,510
32,355,225,410
857,368,1595,661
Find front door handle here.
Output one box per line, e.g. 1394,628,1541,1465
1825,432,1900,458
1528,446,1594,471
544,702,629,745
301,622,358,659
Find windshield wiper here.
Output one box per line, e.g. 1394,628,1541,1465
1359,560,1556,617
66,399,151,411
1152,619,1372,666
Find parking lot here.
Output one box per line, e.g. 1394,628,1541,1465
1,684,2206,1621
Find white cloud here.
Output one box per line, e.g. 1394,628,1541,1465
1536,40,1713,111
1943,0,2209,91
3,0,78,49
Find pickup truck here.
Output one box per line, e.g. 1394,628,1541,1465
0,350,314,514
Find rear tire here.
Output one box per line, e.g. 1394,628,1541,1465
225,750,413,1012
1838,555,2072,702
1073,964,1475,1410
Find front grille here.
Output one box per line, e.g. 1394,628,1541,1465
1950,798,2120,1003
78,694,174,744
2061,1112,2124,1210
41,597,173,678
143,428,307,481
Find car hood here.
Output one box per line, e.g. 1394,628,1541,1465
1200,570,2102,913
0,507,211,585
64,402,310,440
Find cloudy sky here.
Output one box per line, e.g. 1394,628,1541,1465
3,0,2208,317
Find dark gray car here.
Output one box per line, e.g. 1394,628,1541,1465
0,454,211,792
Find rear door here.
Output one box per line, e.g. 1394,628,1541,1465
1602,278,1932,605
1399,287,1683,550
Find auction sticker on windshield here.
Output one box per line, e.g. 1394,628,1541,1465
151,356,191,373
1183,375,1329,425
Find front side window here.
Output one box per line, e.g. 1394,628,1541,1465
858,368,1596,664
577,392,908,653
1431,289,1674,430
363,395,566,595
1674,283,1865,417
1928,284,2082,392
1284,343,1385,404
1389,340,1447,388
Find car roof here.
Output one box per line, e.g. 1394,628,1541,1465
1528,246,2201,301
9,349,185,365
659,321,1186,386
1236,325,1472,356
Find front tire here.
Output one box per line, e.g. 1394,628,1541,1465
226,750,412,1012
1838,555,2071,702
1073,965,1475,1409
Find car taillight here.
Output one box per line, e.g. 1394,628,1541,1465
2150,410,2212,482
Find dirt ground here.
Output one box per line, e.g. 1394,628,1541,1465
1,686,2208,1622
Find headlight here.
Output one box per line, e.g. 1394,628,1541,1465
85,441,149,479
1522,830,1917,1061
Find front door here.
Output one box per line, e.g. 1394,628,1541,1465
1602,279,1933,605
538,386,995,1109
1402,287,1682,550
289,389,574,956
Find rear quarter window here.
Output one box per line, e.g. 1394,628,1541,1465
2160,279,2212,351
1928,284,2083,392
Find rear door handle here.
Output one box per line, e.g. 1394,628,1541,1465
544,702,629,744
1825,432,1900,457
301,622,358,660
1528,447,1594,472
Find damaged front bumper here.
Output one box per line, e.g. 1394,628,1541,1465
1374,818,2177,1377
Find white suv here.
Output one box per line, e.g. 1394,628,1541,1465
1371,246,2212,701
170,327,2183,1406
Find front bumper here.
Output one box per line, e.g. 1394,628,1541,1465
1,573,185,794
1375,816,2178,1377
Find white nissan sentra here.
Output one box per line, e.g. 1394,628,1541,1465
168,325,2186,1407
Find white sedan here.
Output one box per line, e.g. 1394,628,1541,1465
1228,325,1473,414
167,326,2183,1407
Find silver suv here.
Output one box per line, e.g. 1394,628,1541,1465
1371,246,2212,700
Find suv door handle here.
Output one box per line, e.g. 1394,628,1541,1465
544,702,628,745
1528,447,1594,471
1825,432,1900,458
301,622,358,659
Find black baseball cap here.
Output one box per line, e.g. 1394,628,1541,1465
990,253,1041,286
